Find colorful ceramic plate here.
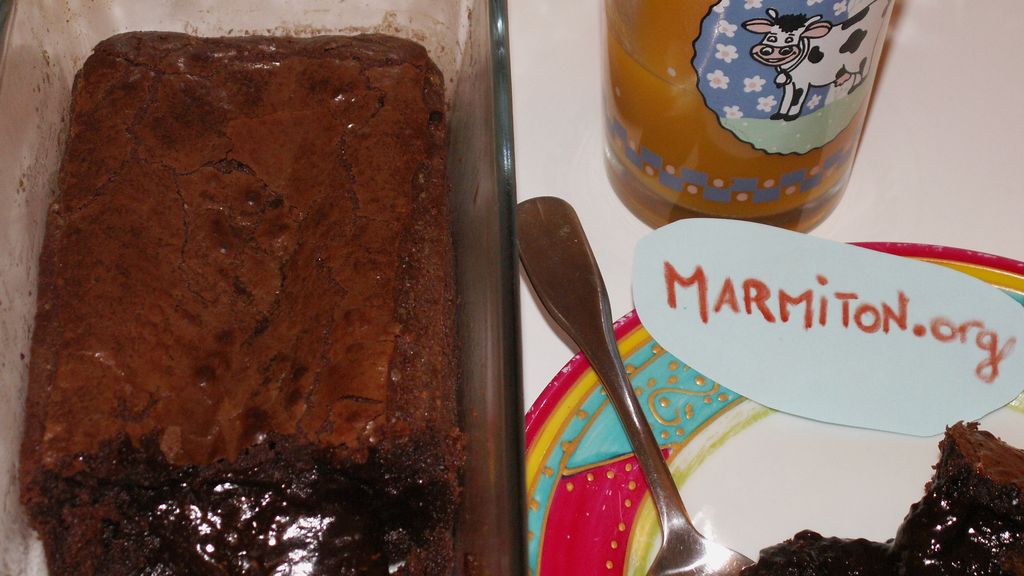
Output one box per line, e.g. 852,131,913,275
524,243,1024,576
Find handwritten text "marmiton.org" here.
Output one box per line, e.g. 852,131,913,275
664,262,1017,384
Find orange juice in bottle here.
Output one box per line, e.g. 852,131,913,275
604,0,894,230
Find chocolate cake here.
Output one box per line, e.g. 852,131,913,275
19,32,460,575
741,422,1024,576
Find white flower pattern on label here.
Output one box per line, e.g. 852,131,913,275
707,69,730,89
723,105,744,118
717,20,738,37
692,0,892,153
715,43,739,63
743,75,766,92
757,95,777,112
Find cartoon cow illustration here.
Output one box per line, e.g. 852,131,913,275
742,0,890,121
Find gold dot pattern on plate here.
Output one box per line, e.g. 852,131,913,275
625,348,737,431
547,455,653,574
528,330,746,576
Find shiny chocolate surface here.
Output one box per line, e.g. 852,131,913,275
741,423,1024,576
137,478,388,575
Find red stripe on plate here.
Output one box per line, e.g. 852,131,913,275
852,242,1024,275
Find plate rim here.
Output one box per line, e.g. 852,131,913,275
524,241,1024,574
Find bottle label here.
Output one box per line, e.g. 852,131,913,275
694,0,892,154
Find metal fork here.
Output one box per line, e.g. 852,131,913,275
517,197,754,576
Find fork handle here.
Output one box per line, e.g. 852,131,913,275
516,197,699,546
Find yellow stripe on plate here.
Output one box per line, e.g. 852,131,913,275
526,324,652,486
924,258,1024,295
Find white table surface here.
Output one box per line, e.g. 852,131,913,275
509,0,1024,409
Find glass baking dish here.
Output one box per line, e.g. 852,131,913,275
0,0,524,574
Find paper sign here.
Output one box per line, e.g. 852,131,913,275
632,219,1024,436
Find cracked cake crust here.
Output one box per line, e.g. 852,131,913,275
20,32,459,575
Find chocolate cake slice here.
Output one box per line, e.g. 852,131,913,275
892,421,1024,575
740,422,1024,576
740,531,893,575
19,32,460,575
